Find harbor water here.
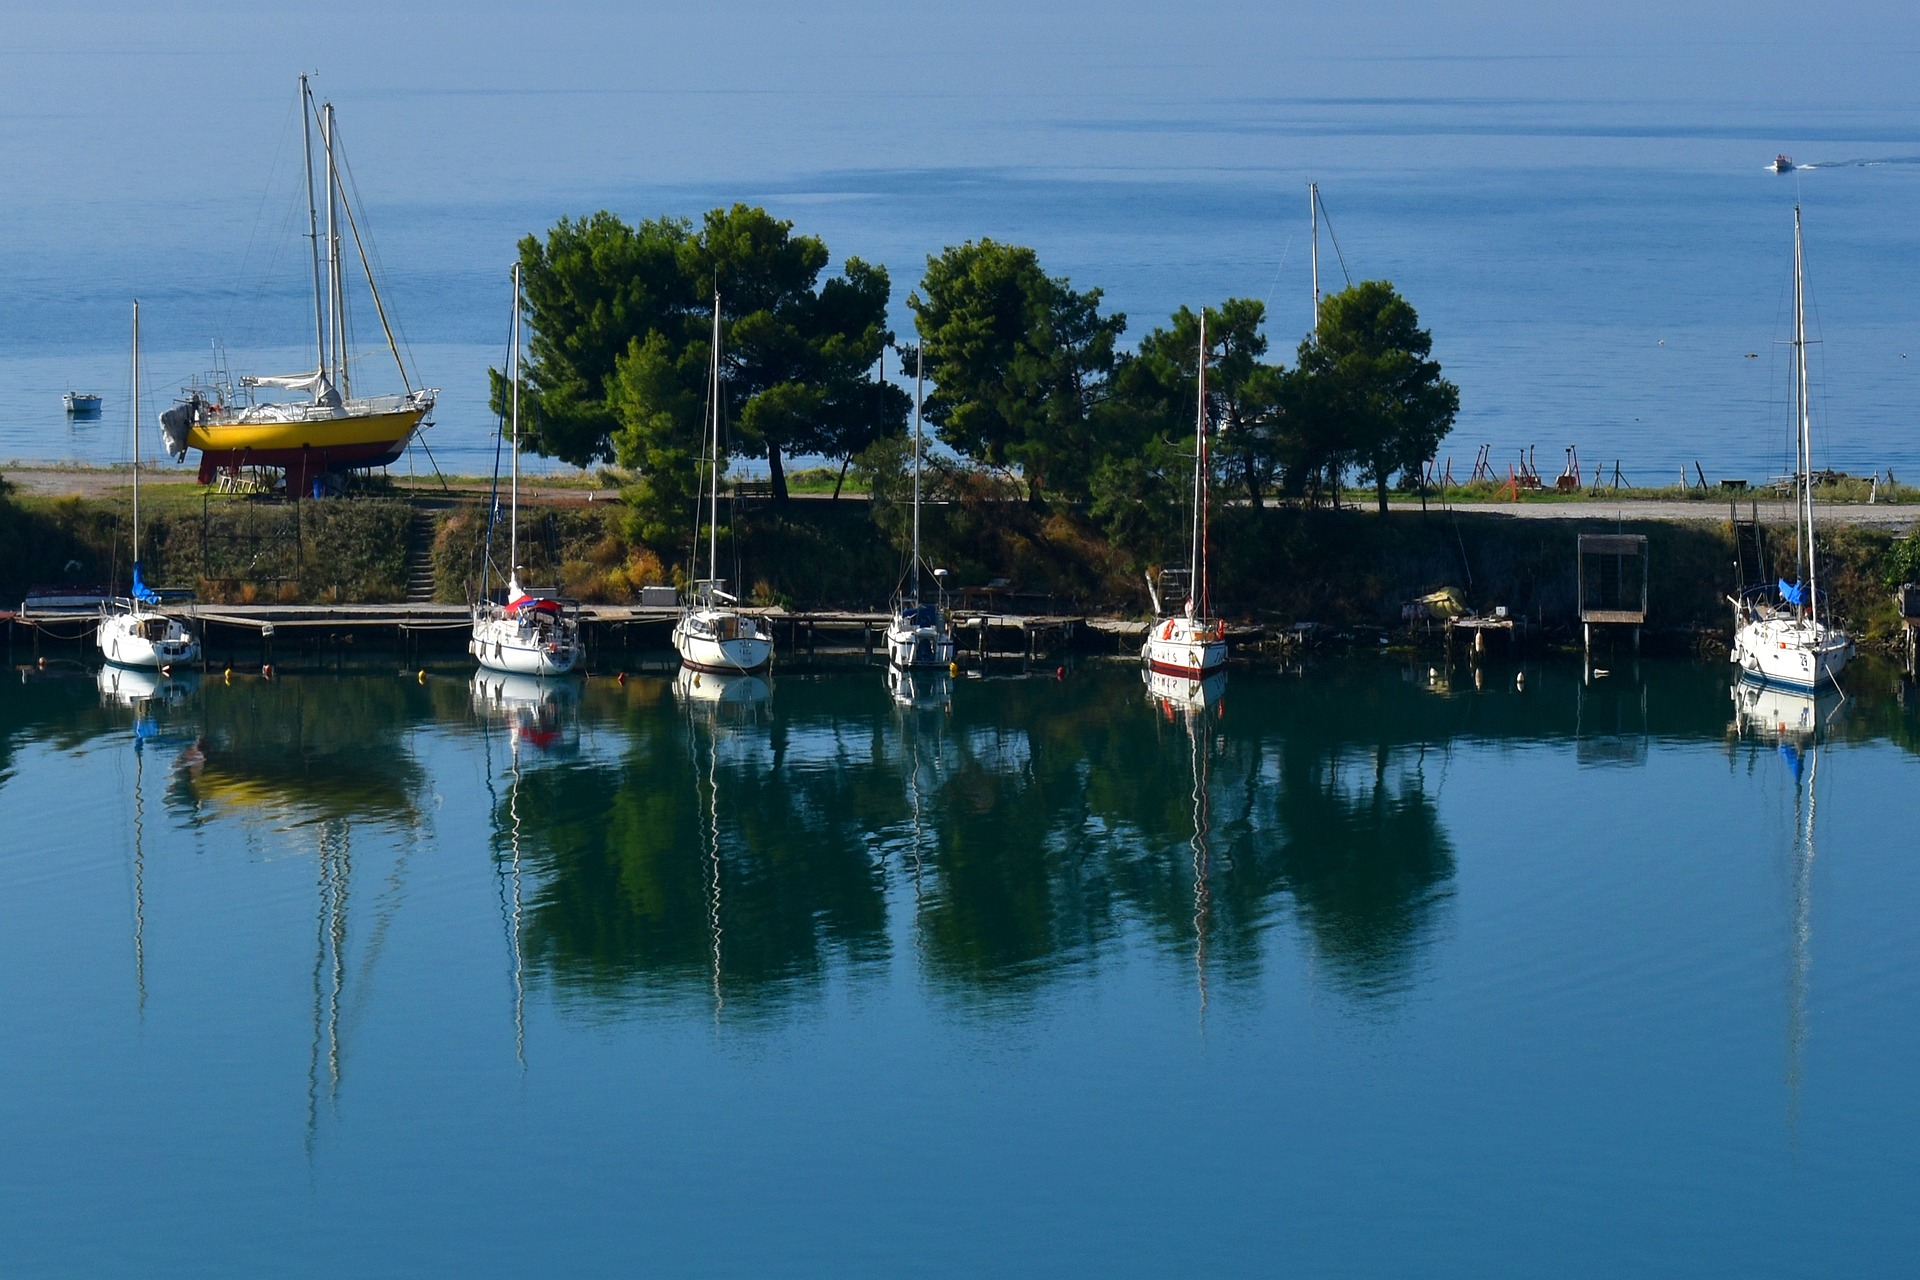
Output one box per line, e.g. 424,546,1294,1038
2,658,1916,1274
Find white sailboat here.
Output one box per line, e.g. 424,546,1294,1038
98,301,200,671
471,264,582,677
885,345,957,671
673,294,773,676
1730,206,1855,693
1142,312,1228,683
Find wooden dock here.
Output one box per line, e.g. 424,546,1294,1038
5,601,1120,666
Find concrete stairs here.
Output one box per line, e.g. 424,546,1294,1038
405,509,439,603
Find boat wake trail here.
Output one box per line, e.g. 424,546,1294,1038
1794,155,1920,170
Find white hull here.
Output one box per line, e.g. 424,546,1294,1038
1141,616,1228,679
471,606,580,677
1730,614,1852,691
97,607,199,670
885,620,956,669
674,608,773,674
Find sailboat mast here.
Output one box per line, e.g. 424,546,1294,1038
510,263,521,583
323,103,347,397
131,299,140,567
1794,206,1817,625
1309,183,1320,331
709,293,722,589
1190,312,1206,613
912,344,924,606
299,77,327,384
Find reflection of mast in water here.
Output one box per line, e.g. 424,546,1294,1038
507,747,527,1070
129,739,148,1016
1786,737,1818,1137
701,722,725,1020
1188,709,1213,1024
306,818,350,1153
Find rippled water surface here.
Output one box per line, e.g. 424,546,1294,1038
2,658,1917,1275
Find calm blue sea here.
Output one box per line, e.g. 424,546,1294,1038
3,6,1918,482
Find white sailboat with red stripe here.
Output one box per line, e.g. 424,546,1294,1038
472,264,581,678
1143,312,1228,682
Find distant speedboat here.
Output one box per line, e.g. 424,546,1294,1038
1773,154,1795,174
64,392,102,415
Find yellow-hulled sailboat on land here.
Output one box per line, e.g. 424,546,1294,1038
158,75,435,492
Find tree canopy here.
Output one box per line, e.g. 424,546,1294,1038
907,240,1125,503
1294,281,1458,513
497,205,907,528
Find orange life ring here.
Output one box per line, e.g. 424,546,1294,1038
1163,620,1175,640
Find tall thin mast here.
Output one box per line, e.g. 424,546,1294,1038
131,299,140,567
1310,183,1320,332
709,293,722,589
1190,311,1207,614
509,263,521,585
911,344,924,606
323,103,347,397
299,77,326,383
1794,205,1817,625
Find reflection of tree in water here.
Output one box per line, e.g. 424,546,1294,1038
505,692,898,1015
1261,738,1454,997
508,669,1458,1012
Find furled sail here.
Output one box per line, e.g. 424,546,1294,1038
157,405,194,461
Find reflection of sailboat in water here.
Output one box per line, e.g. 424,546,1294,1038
1143,665,1226,714
472,670,581,758
887,664,953,712
98,663,197,711
307,817,351,1149
673,667,771,714
102,665,200,1014
1731,680,1836,1134
1731,679,1843,742
1147,668,1221,1018
475,688,543,1071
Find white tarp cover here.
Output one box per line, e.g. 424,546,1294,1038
243,369,338,401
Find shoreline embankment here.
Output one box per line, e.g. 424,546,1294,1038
3,470,1917,659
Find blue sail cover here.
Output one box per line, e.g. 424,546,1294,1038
1778,578,1807,607
1778,742,1804,782
900,603,940,627
130,561,161,605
